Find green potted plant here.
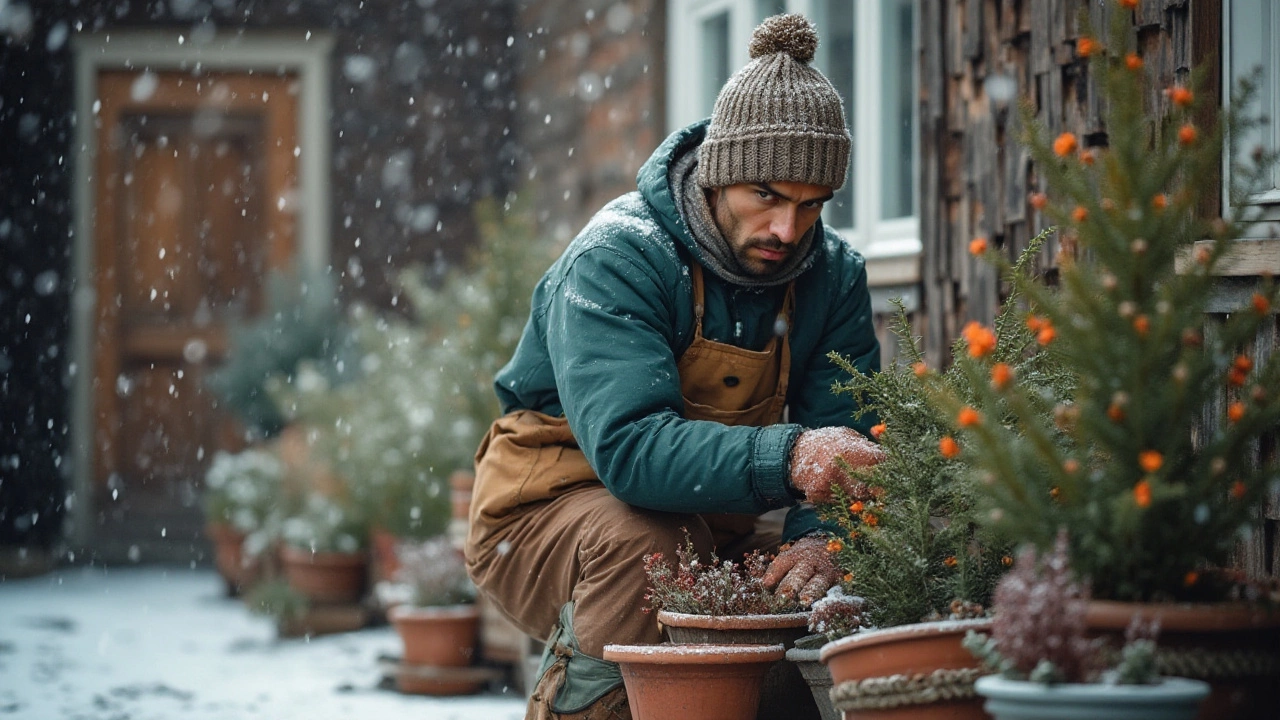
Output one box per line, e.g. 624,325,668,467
278,492,369,606
641,531,815,720
202,447,282,595
383,536,488,695
924,6,1280,718
966,531,1210,720
814,232,1069,720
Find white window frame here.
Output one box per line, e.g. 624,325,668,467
667,0,921,286
1222,0,1280,242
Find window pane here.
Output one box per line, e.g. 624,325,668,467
700,12,732,119
754,0,787,21
1231,0,1278,195
880,0,916,219
813,0,856,229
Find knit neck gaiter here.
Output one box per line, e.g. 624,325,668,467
671,143,816,289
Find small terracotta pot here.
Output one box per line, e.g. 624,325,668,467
819,618,992,720
389,604,481,667
657,610,818,720
205,522,259,595
280,544,367,604
368,527,402,585
603,643,786,720
1084,600,1280,720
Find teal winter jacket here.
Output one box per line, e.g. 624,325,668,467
493,121,880,541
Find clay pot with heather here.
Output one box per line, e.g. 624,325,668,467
603,642,785,720
389,604,484,695
279,544,368,605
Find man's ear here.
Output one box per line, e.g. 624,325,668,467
705,187,721,209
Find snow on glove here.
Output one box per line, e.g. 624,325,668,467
762,535,842,605
788,426,885,504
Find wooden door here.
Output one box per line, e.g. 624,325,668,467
92,70,300,559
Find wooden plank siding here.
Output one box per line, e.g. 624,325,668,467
918,0,1276,580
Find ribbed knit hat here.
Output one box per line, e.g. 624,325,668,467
697,14,851,190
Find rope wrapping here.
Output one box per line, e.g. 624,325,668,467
829,667,984,711
1155,647,1280,680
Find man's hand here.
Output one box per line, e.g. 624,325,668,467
762,535,841,605
789,427,885,504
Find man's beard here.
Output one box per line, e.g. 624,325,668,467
712,197,791,277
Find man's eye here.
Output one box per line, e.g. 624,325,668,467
755,190,772,200
803,200,825,209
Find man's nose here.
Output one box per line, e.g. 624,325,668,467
770,206,801,244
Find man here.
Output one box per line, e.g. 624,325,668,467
465,13,884,719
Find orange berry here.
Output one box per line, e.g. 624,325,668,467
991,362,1013,390
957,407,981,428
1228,402,1245,423
1072,206,1089,223
1139,450,1163,474
1252,293,1271,315
861,511,879,527
969,237,989,256
1053,132,1078,157
1080,149,1096,165
1133,479,1152,508
962,321,997,358
944,556,959,568
1178,124,1198,145
1050,486,1061,500
1037,325,1057,345
849,501,864,513
939,436,960,459
1234,355,1253,373
913,361,929,377
1076,37,1098,57
1030,192,1049,210
1063,459,1080,474
1170,87,1194,107
843,573,854,583
1125,53,1143,71
1133,315,1150,337
826,538,845,553
1118,0,1138,8
1001,555,1014,567
1107,403,1126,422
1195,246,1212,265
1183,571,1199,587
1152,194,1168,210
1228,368,1248,387
870,423,886,440
1231,481,1247,499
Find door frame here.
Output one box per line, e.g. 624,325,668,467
69,30,335,548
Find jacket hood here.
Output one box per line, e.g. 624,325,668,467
636,120,708,263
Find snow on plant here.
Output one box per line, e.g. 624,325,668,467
280,493,366,554
390,536,477,607
807,586,868,640
643,530,803,616
203,448,283,534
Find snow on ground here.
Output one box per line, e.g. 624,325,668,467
0,566,526,720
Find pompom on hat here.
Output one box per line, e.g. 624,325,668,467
697,13,852,190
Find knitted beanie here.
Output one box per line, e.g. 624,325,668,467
697,14,851,190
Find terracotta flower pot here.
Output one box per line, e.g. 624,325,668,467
603,643,786,720
205,522,260,596
975,674,1210,720
819,618,992,720
280,544,368,604
389,604,483,695
369,527,402,585
1084,600,1280,720
657,610,818,720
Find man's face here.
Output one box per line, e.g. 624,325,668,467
707,181,834,276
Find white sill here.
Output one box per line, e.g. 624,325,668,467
862,237,922,286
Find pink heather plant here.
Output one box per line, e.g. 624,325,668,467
643,530,802,616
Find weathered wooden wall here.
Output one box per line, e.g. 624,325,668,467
921,0,1275,580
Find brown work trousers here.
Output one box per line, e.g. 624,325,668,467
468,484,783,658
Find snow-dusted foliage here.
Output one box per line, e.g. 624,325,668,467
642,530,802,616
202,448,283,534
388,535,476,608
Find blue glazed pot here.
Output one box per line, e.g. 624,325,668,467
975,675,1211,720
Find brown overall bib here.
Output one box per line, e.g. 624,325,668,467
466,264,794,716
